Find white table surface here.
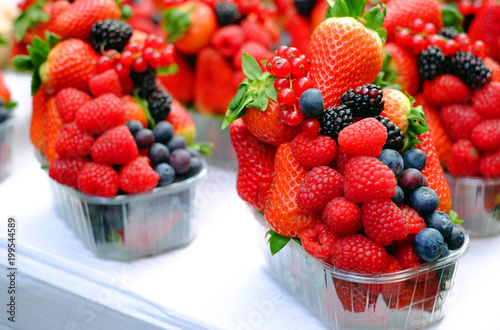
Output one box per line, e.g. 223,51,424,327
1,69,500,330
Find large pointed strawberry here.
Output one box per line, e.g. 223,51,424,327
383,42,420,95
31,88,49,152
308,2,385,109
468,5,500,60
44,97,62,162
166,98,196,144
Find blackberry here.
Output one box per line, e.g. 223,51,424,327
214,2,241,27
448,51,492,90
90,19,133,53
294,0,317,16
148,89,173,123
318,105,354,141
130,67,157,98
437,27,459,40
375,116,405,151
340,84,384,118
417,46,446,81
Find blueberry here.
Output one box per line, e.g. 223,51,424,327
125,120,143,137
153,121,174,145
402,148,427,170
299,88,324,118
0,108,10,124
445,226,465,250
391,185,405,206
135,129,155,149
155,163,175,186
167,135,187,151
413,228,445,261
398,168,425,192
426,211,454,238
408,186,439,217
435,244,454,286
184,156,203,178
148,143,170,164
377,149,404,178
170,148,192,174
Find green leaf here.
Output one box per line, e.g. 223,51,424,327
31,73,42,96
241,53,263,81
266,230,291,256
13,4,50,42
448,210,464,225
441,3,464,32
346,0,366,18
265,77,278,102
326,0,350,19
157,63,179,76
133,90,156,129
5,101,17,110
45,32,60,49
163,6,194,42
227,82,248,111
41,164,48,170
363,4,387,43
0,35,8,46
12,55,34,71
405,98,429,149
120,4,133,20
188,141,215,156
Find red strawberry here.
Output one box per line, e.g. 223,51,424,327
380,88,412,133
230,119,276,211
119,156,159,194
333,278,377,313
383,0,443,42
338,118,387,157
296,166,344,214
31,88,49,152
484,57,500,82
343,156,397,203
88,69,122,97
290,132,337,169
54,0,121,41
394,244,420,269
299,221,340,263
194,47,236,115
468,5,500,60
54,122,94,158
479,149,500,178
362,198,409,246
55,88,92,123
399,204,426,234
166,99,196,143
122,95,148,129
157,52,194,104
447,139,481,177
0,71,10,104
212,25,245,58
322,197,362,237
44,97,63,162
76,94,126,134
383,42,420,95
422,75,470,108
439,104,483,142
232,41,274,71
77,162,119,197
241,18,273,49
49,157,90,189
285,11,311,54
91,125,139,165
265,143,315,238
472,81,500,119
470,119,500,152
331,234,389,274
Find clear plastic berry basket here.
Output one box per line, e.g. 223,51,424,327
48,159,207,261
445,172,500,237
251,209,469,330
0,117,14,182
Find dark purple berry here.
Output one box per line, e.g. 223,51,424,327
135,129,155,149
125,120,143,137
170,149,192,174
148,143,170,165
155,163,175,186
398,168,425,192
167,135,187,151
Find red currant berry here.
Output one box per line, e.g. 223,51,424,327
284,47,299,60
96,56,113,73
119,51,134,67
285,109,303,126
274,77,290,92
458,0,472,15
266,56,281,75
395,28,413,47
148,51,162,69
290,57,307,77
276,45,288,57
472,40,485,58
132,57,148,73
114,62,131,79
411,18,425,33
277,88,296,106
292,77,313,97
278,106,290,124
455,33,470,46
442,39,458,56
424,23,436,36
143,47,154,59
126,43,140,54
272,57,291,78
412,34,428,54
144,35,157,48
298,54,310,70
155,37,166,50
301,119,320,137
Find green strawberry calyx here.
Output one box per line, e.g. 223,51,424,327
12,31,60,95
0,36,8,46
440,2,464,33
133,90,156,129
405,94,429,149
372,50,402,90
266,229,302,256
13,0,50,42
448,210,464,225
188,141,215,156
113,0,133,21
222,53,277,129
163,5,195,43
325,0,387,44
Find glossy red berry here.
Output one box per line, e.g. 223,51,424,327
472,40,485,58
284,47,299,60
97,56,113,73
292,77,313,97
277,88,296,106
132,57,148,73
119,51,134,66
276,45,288,57
125,42,140,54
442,39,459,56
455,33,470,46
412,34,428,54
411,18,425,33
114,62,131,78
301,119,320,137
272,57,291,78
395,28,413,47
290,57,308,77
424,23,436,36
274,77,290,92
266,55,281,75
285,109,303,126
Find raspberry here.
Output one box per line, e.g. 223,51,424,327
339,84,384,118
332,148,352,176
472,81,500,119
362,198,409,246
479,149,500,178
343,156,397,203
77,162,119,198
91,125,139,165
470,120,500,152
374,115,404,151
318,105,353,141
400,204,426,234
416,46,446,81
422,74,470,108
333,278,377,313
54,122,94,158
448,51,492,90
296,166,343,214
88,69,122,97
148,89,172,123
447,140,480,176
240,19,272,49
299,221,340,263
214,2,241,26
90,19,133,53
363,255,404,297
49,157,89,189
331,234,389,274
388,278,440,310
439,104,483,142
211,25,245,58
119,156,159,194
290,132,337,168
322,197,362,237
394,245,420,269
338,118,387,157
55,88,92,123
76,94,126,134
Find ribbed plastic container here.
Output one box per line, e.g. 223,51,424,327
49,160,207,261
252,210,469,330
0,117,14,182
445,172,500,237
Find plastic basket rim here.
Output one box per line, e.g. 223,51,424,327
252,208,470,283
444,171,500,185
0,116,14,131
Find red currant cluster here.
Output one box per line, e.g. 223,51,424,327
395,18,485,57
96,34,175,78
266,46,312,127
458,0,484,15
